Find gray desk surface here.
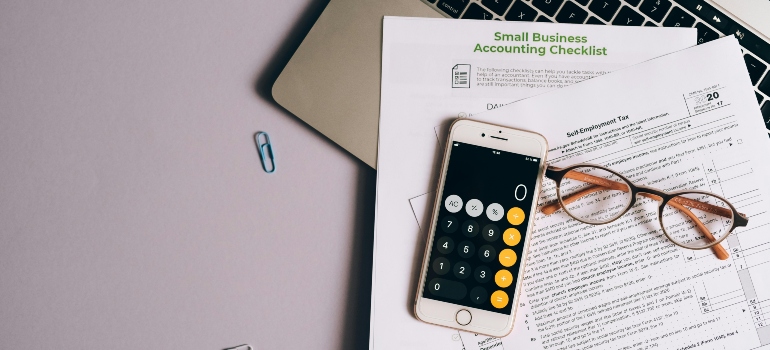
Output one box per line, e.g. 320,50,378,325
0,0,374,349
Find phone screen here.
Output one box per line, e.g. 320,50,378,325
422,141,541,315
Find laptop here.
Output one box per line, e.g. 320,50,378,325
272,0,770,168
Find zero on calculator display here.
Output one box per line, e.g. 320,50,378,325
422,141,541,314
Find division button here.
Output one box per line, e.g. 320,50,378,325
466,199,483,217
440,216,459,233
470,286,488,304
445,194,463,213
456,309,472,325
486,203,504,221
482,223,500,242
427,278,468,300
495,269,513,288
433,257,451,275
499,249,518,267
507,207,525,225
503,228,521,246
478,245,497,263
436,236,455,254
490,290,509,308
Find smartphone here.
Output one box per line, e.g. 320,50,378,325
414,119,548,337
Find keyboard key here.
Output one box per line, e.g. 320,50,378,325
624,0,641,6
662,7,695,27
438,0,470,18
611,6,644,26
532,0,565,16
744,55,767,85
505,0,538,21
427,278,467,300
481,0,514,16
705,11,729,31
588,0,621,22
756,92,763,105
695,23,719,44
644,21,657,26
586,16,605,25
463,3,495,19
725,24,770,66
761,101,770,127
678,0,714,19
639,0,672,23
536,15,554,22
555,1,588,23
678,0,731,31
575,0,589,5
760,74,770,97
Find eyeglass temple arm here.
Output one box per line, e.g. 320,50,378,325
666,200,729,260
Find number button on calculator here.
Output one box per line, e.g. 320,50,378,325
453,261,471,279
428,278,467,300
457,241,476,259
482,224,500,242
437,236,455,254
433,257,451,275
441,216,458,233
474,265,491,283
461,220,479,237
478,245,497,263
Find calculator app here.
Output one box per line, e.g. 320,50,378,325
423,141,541,314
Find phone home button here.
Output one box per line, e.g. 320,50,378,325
456,309,472,326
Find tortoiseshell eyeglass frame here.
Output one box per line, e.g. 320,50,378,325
541,163,749,260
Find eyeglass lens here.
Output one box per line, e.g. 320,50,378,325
661,193,733,249
557,167,633,224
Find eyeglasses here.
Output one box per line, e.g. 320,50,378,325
540,163,749,260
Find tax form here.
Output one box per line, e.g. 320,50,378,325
371,16,695,350
372,36,770,350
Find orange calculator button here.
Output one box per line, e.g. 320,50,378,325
499,249,517,267
490,290,509,308
503,228,521,246
495,269,513,288
507,207,525,225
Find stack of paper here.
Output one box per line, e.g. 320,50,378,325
372,17,770,350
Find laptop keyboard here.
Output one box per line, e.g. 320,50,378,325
427,0,770,133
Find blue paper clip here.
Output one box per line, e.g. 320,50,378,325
255,131,276,173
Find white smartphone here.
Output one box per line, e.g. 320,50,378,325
414,119,548,337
